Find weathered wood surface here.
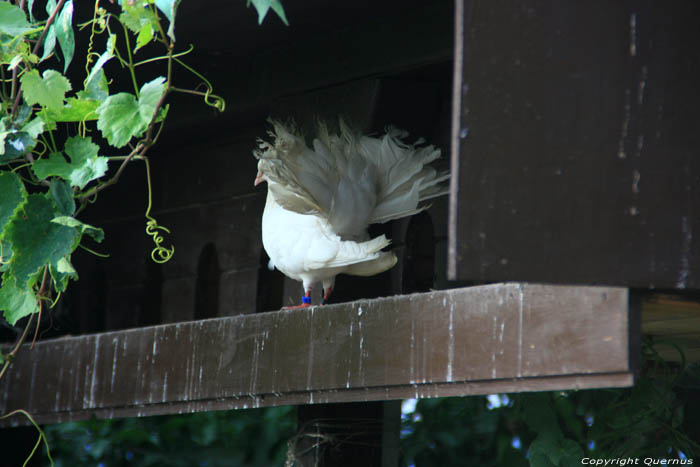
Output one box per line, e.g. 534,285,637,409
0,284,634,427
449,0,700,289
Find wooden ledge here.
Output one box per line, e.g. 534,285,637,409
0,283,635,426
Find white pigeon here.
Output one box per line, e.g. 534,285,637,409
254,119,449,308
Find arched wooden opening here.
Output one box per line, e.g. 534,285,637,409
138,258,163,326
195,243,220,320
256,248,284,313
402,211,435,294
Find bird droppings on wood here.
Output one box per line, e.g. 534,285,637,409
0,284,634,427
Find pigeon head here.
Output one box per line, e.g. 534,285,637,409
254,159,267,186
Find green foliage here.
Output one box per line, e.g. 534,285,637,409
6,194,77,289
0,172,26,231
0,0,252,333
95,77,165,148
44,406,297,466
54,0,74,72
400,395,528,467
0,0,288,332
0,2,34,37
247,0,289,25
19,68,72,110
0,276,39,326
1,0,292,462
401,355,700,467
33,136,109,188
0,1,287,457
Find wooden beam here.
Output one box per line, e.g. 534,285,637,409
0,284,635,427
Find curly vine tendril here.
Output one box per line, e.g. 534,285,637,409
142,156,174,263
173,57,226,112
83,0,106,75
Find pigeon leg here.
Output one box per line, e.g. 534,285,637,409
283,286,312,309
321,278,335,305
321,287,333,305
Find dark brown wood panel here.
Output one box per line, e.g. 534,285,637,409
449,0,700,289
0,284,634,427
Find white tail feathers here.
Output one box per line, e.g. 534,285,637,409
361,233,392,254
255,119,449,235
346,251,398,277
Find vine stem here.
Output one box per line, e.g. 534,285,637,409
0,264,49,379
10,0,67,118
77,38,176,202
0,409,54,466
31,266,50,349
133,44,193,67
121,21,140,97
0,313,34,381
77,142,145,201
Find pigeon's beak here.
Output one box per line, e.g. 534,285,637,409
254,170,264,186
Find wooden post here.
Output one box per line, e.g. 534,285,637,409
449,0,700,289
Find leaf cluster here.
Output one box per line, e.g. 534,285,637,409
0,0,281,347
0,0,288,338
400,346,700,467
1,0,287,464
43,406,296,467
0,1,172,333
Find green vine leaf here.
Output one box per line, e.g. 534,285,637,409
246,0,288,26
50,256,77,292
30,152,72,180
41,97,100,123
84,35,114,97
55,0,75,72
153,0,181,41
0,126,37,161
0,275,39,326
96,77,165,148
51,216,104,243
0,2,33,37
1,39,31,68
4,194,78,287
27,0,37,23
41,24,57,62
20,69,72,111
21,117,45,139
0,172,27,235
0,120,11,159
49,179,75,216
95,93,142,148
80,69,109,102
120,4,158,52
138,76,166,121
41,0,59,62
32,136,109,189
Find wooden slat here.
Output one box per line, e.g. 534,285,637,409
0,284,634,427
449,0,700,289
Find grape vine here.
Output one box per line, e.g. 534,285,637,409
0,0,287,462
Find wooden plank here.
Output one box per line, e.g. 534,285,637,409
0,284,634,427
449,0,700,289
